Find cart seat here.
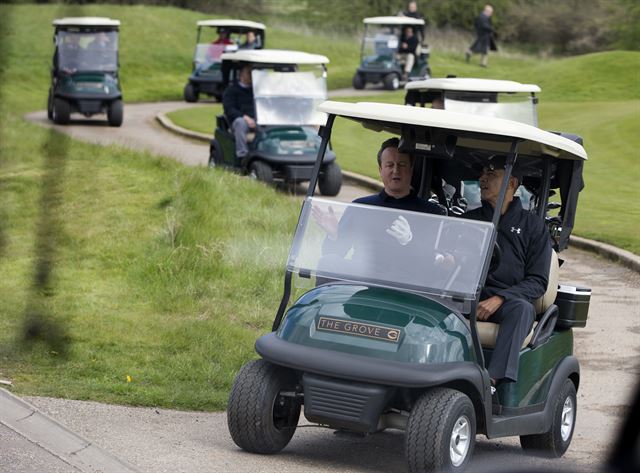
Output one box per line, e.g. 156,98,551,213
477,250,559,349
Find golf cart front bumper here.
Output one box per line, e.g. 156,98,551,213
256,332,483,389
257,333,484,432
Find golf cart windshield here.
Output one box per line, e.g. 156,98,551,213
253,68,327,126
363,25,400,59
56,30,118,71
193,42,238,65
288,198,494,310
443,92,537,126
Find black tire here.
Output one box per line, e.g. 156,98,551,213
318,162,342,196
47,89,54,120
520,379,577,457
209,140,222,168
184,83,198,103
52,98,70,125
227,359,301,454
405,388,476,473
107,100,123,127
249,160,273,184
383,73,400,90
352,73,365,90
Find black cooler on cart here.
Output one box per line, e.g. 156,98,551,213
555,285,591,328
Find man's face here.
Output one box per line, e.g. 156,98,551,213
479,167,504,205
408,1,417,12
239,65,252,86
379,147,413,197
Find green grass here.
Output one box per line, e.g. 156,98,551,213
1,3,639,411
0,115,299,409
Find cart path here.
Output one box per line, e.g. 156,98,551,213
11,247,637,473
25,100,368,202
21,101,640,472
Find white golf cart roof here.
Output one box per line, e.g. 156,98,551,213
318,101,587,161
221,49,329,65
363,16,425,26
405,78,541,93
52,17,120,27
196,19,265,30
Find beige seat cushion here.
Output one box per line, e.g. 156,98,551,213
246,132,256,143
476,251,558,349
477,320,538,349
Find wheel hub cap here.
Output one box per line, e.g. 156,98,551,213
561,397,574,441
450,415,471,467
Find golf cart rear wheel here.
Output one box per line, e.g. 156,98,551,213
227,359,301,454
107,100,123,127
249,160,273,184
319,162,342,196
209,139,222,168
52,98,70,125
383,73,400,91
47,89,54,120
352,73,365,90
405,388,476,473
520,379,576,457
184,83,198,103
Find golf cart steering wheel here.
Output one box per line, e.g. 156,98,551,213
489,241,502,273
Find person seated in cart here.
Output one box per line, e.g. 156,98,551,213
398,26,419,81
462,155,552,388
314,137,445,273
222,63,256,161
240,30,260,49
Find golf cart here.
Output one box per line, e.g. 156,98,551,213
183,20,265,103
209,49,342,196
405,78,541,126
227,102,591,472
48,17,123,126
405,78,544,214
353,16,431,91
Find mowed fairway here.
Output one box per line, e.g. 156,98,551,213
0,1,638,413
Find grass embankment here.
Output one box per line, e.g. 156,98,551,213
169,51,640,253
0,3,301,409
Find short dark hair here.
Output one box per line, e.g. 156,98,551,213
377,137,414,167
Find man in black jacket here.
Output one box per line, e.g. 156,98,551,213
222,64,256,160
465,4,496,67
398,26,419,81
463,156,552,386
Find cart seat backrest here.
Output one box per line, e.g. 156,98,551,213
477,250,559,349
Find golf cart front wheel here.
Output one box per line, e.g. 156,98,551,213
318,162,342,196
52,98,70,125
249,160,273,184
227,359,301,454
352,73,365,90
405,388,476,473
383,73,400,90
520,378,577,457
184,83,198,103
107,100,123,127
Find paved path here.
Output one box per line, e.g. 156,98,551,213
14,100,640,473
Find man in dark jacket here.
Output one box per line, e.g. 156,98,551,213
402,1,426,41
399,26,419,81
463,155,552,386
222,64,256,160
313,138,445,279
465,4,496,67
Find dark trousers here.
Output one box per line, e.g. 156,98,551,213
487,298,535,383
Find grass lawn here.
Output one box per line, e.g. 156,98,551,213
0,3,638,411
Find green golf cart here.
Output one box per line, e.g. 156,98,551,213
184,19,265,103
210,49,342,196
353,16,431,91
227,102,590,472
48,17,123,126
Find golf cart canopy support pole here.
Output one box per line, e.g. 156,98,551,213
537,159,552,220
307,114,336,198
272,270,292,331
491,140,520,229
